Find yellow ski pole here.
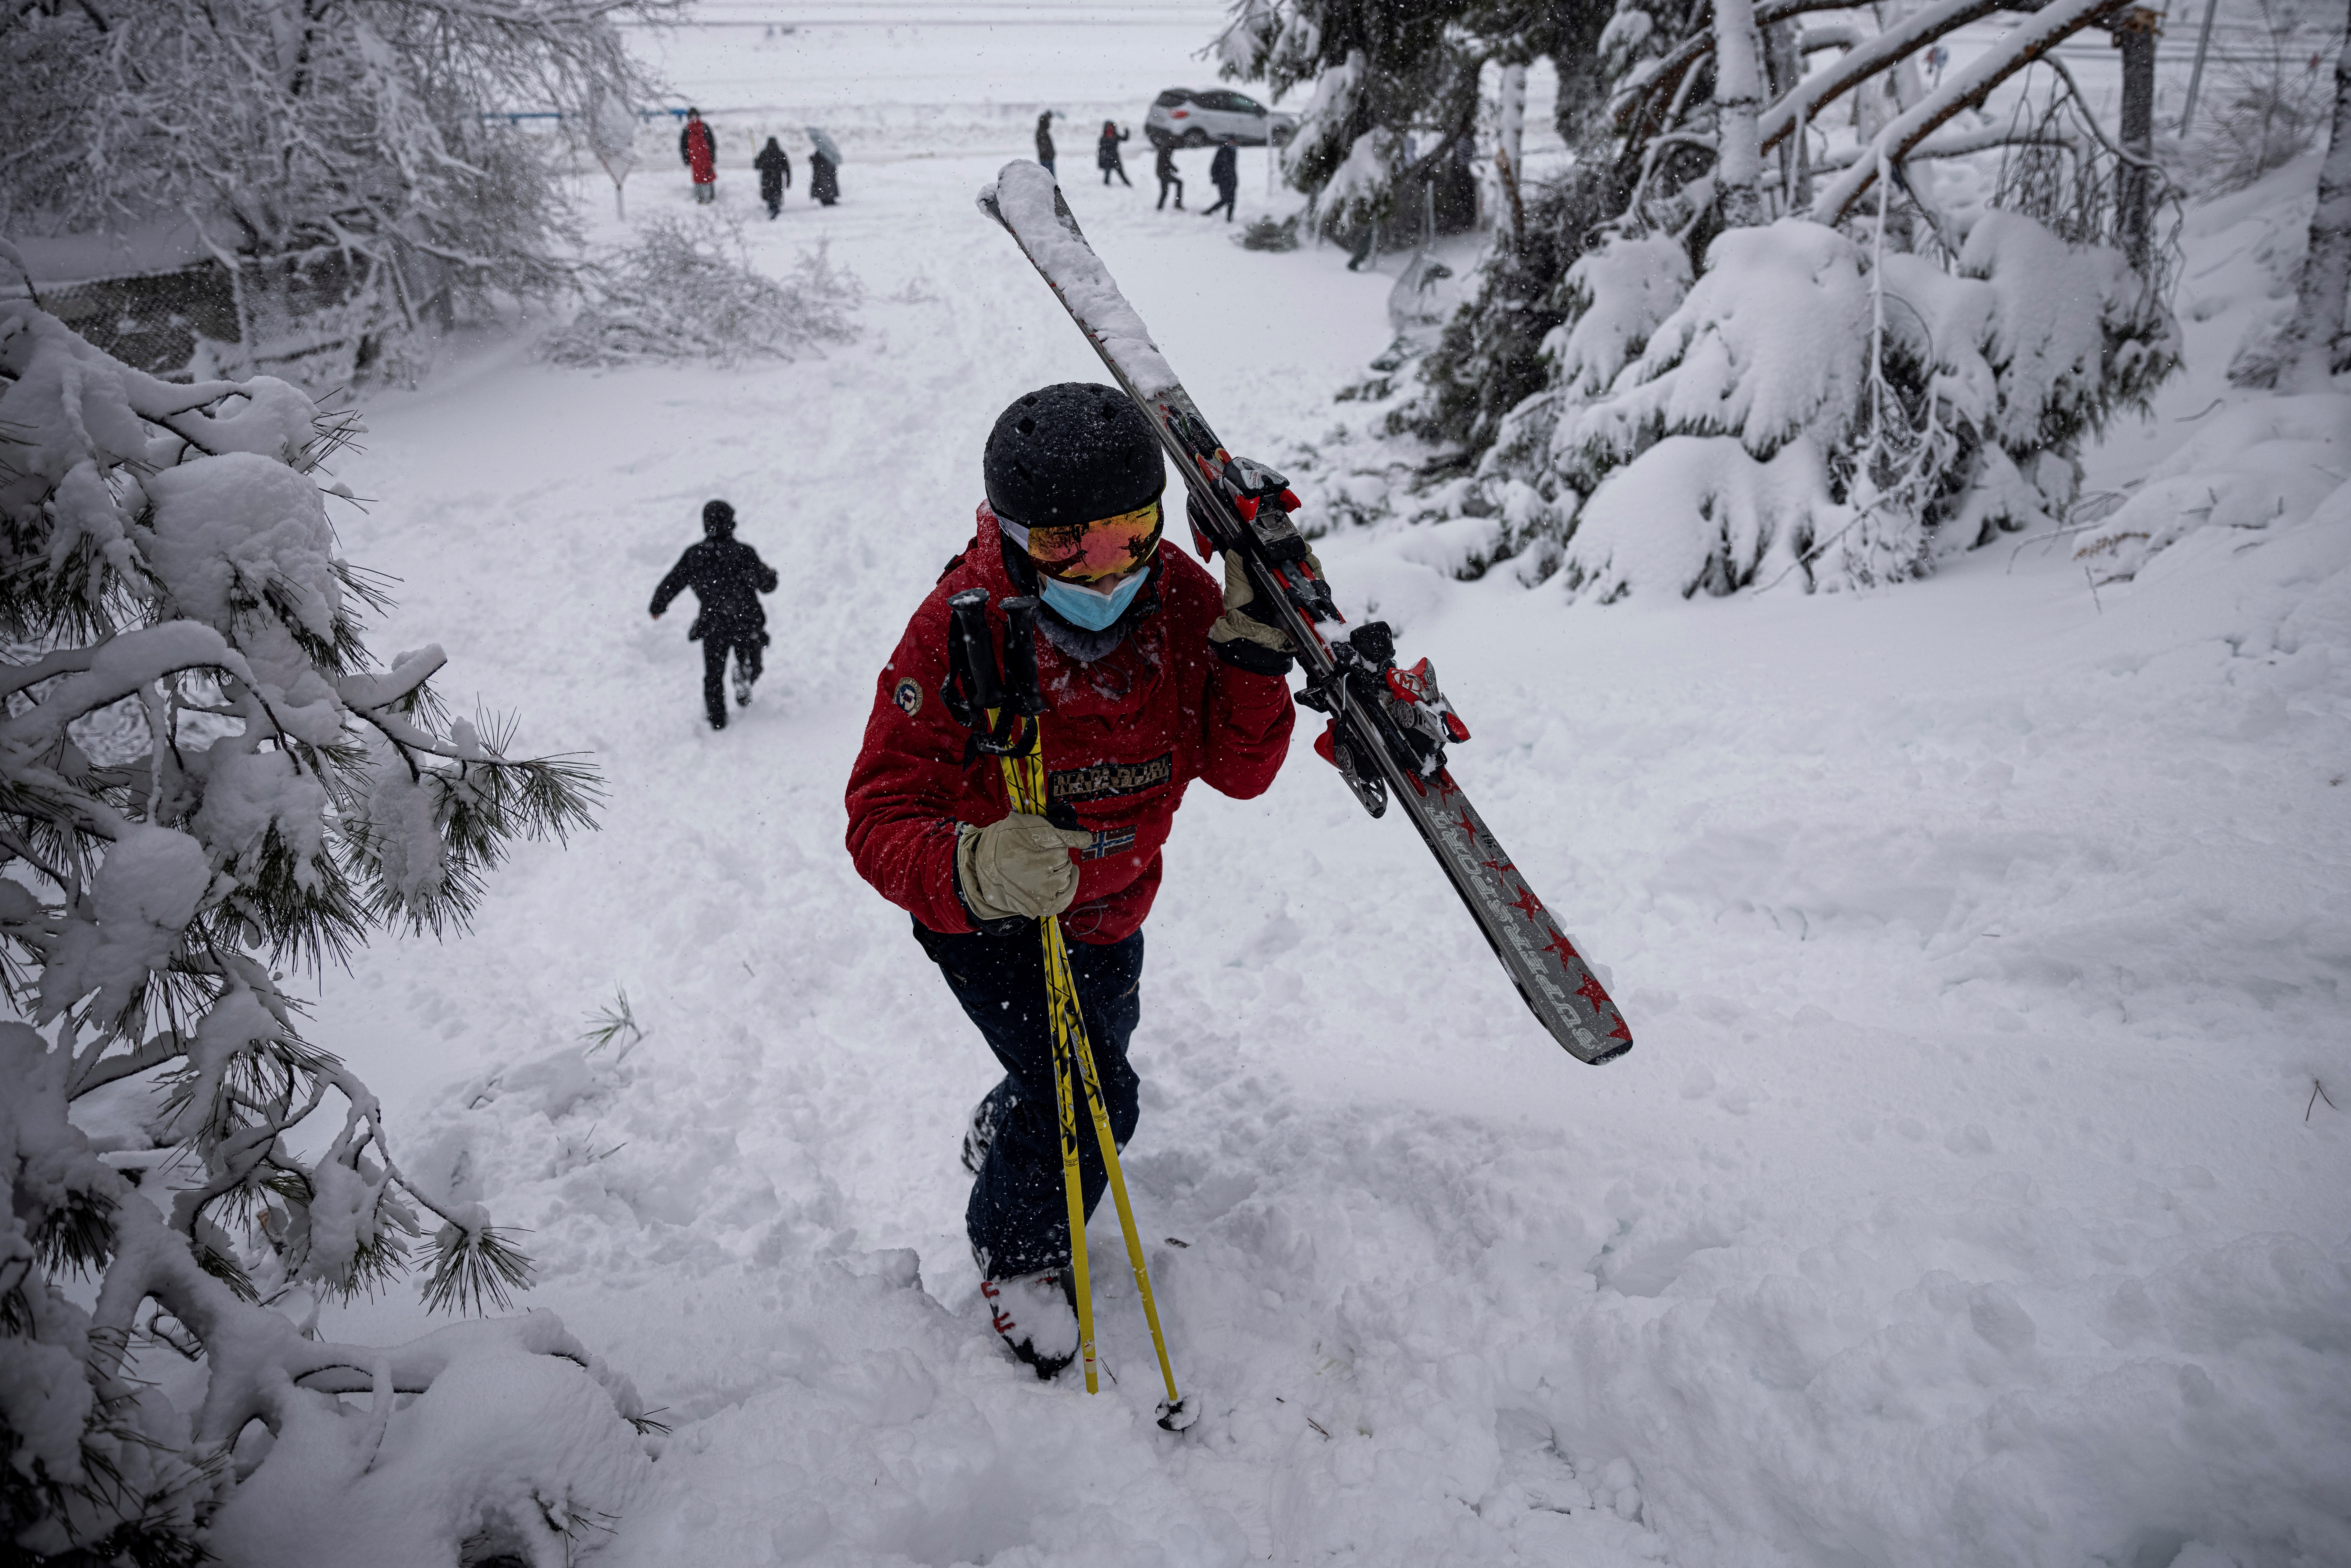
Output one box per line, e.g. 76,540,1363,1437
996,743,1099,1392
966,594,1189,1429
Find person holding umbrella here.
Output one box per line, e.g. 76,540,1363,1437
807,126,842,206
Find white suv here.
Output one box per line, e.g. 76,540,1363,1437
1144,88,1297,150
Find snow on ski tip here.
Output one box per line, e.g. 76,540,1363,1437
981,162,1178,397
979,158,1633,1066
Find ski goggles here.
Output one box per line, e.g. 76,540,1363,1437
998,498,1164,584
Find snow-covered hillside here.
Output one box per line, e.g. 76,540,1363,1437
222,18,2351,1568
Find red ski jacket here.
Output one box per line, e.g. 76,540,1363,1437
846,505,1295,944
681,120,717,184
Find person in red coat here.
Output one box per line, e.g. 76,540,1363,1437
845,383,1300,1377
678,107,717,203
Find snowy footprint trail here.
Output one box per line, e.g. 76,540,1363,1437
308,134,2351,1568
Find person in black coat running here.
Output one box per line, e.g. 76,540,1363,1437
754,137,792,218
1154,142,1184,209
1202,136,1240,221
650,499,779,731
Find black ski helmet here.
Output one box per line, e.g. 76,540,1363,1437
702,499,735,537
983,384,1164,534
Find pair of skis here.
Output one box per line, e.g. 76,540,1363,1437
978,160,1633,1067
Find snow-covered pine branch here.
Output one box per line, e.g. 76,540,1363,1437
0,296,639,1562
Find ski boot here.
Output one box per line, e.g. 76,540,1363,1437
980,1268,1079,1380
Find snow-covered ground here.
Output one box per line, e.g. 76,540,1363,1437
279,16,2351,1568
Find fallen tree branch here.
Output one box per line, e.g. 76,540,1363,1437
1812,0,2136,222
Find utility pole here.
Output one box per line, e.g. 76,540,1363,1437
2179,0,2221,134
2114,7,2161,272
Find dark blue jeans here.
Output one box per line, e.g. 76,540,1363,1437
914,919,1143,1277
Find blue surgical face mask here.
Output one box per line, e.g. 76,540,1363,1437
1038,567,1149,631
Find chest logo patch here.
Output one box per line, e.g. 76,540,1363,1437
1049,752,1174,805
893,677,923,718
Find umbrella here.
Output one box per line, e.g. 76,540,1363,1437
806,127,842,165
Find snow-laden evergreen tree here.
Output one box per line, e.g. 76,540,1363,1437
1216,0,1614,241
1284,0,2185,596
0,0,671,387
1216,0,1622,460
0,257,652,1564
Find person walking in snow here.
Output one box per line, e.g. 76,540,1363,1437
1153,142,1184,210
754,136,792,218
679,108,718,204
650,500,778,731
844,384,1300,1379
1097,121,1131,186
1202,135,1239,222
1034,111,1057,178
806,126,844,206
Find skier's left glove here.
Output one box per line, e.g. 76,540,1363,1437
956,813,1094,925
1208,546,1321,676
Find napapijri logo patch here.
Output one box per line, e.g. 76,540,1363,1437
892,677,922,717
1049,753,1173,805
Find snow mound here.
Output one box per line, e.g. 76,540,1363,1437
206,1311,656,1568
2077,393,2351,581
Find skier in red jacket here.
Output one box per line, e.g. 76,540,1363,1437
679,108,718,204
845,383,1300,1377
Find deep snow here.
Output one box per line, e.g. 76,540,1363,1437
238,16,2351,1568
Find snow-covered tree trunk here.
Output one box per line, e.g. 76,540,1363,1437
2274,4,2351,388
1496,62,1530,249
1714,0,1768,226
2114,8,2160,271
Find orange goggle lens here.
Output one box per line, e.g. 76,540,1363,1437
1024,500,1164,584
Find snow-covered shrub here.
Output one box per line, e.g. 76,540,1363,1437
1477,209,2176,598
543,216,861,369
0,277,649,1561
1237,213,1303,252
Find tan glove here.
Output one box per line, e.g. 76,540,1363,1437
957,813,1094,922
1208,547,1323,653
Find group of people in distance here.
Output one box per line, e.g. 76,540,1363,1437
1034,111,1240,221
676,106,840,217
